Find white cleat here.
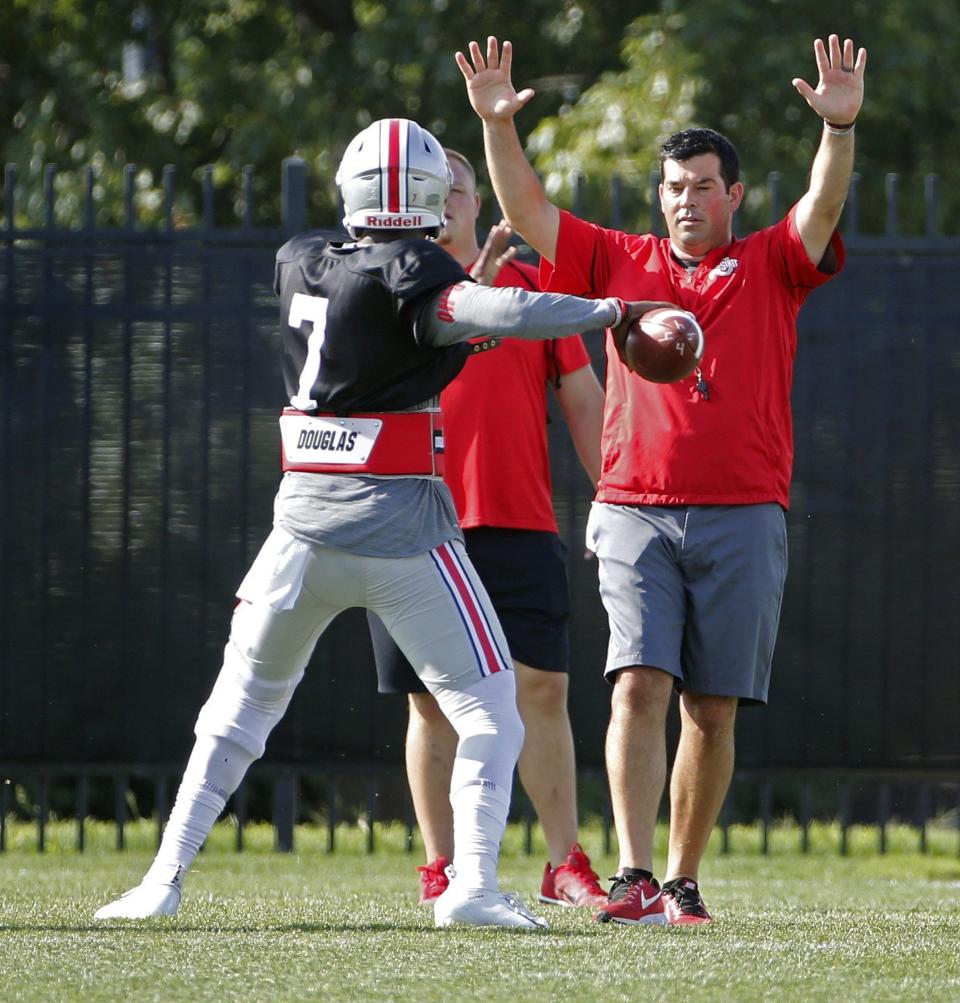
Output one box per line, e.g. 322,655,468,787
94,874,183,920
435,885,549,930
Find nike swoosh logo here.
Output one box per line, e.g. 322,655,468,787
640,891,661,910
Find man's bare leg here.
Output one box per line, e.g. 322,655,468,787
664,691,737,882
513,662,578,865
406,691,457,862
604,666,674,872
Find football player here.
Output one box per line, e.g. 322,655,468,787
93,118,672,929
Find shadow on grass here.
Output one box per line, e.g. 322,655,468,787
2,920,601,937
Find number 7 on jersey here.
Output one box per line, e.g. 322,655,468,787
288,292,329,410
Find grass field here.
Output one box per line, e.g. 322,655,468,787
2,819,959,1003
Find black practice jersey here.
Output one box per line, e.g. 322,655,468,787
274,231,472,413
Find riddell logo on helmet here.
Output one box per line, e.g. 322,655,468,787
365,214,424,227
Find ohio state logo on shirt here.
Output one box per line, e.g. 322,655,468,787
710,257,739,278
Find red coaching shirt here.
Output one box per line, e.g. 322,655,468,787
441,258,591,532
540,208,844,509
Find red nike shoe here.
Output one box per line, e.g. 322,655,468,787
662,877,713,925
538,843,608,908
594,872,668,925
416,855,450,905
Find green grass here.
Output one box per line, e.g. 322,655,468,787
2,820,959,1003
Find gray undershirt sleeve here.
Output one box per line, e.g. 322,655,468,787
416,281,619,348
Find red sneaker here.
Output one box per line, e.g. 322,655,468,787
539,843,609,907
595,872,668,925
416,855,450,905
662,877,713,925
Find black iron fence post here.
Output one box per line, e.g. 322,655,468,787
273,771,298,852
282,157,307,235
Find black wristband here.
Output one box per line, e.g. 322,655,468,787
824,120,856,135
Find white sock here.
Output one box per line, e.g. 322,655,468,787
448,777,512,891
432,671,524,892
145,734,254,883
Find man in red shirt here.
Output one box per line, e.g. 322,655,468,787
368,148,610,908
457,33,866,924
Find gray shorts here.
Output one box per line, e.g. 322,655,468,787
586,502,788,704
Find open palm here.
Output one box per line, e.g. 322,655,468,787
455,37,535,121
792,34,866,125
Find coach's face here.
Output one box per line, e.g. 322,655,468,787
659,153,744,260
439,157,480,250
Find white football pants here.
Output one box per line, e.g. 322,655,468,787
150,527,523,893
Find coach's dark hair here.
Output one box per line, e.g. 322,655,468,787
659,128,740,190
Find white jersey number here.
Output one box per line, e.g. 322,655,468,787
288,292,329,410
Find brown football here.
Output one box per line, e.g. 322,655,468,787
623,308,705,383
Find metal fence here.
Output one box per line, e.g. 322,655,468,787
2,762,958,858
1,160,958,842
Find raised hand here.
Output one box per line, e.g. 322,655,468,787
792,34,866,126
455,37,535,122
469,220,518,286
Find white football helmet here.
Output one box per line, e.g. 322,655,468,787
335,118,452,237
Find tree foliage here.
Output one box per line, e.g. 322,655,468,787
527,1,960,233
2,1,957,233
0,0,642,226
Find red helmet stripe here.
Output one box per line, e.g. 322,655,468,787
386,119,401,213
